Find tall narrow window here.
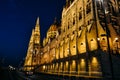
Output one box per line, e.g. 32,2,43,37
86,3,91,14
73,14,75,25
68,18,70,29
79,11,82,20
79,27,81,31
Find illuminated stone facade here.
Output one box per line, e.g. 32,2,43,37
24,0,120,77
24,17,41,71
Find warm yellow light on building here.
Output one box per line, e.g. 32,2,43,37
115,37,118,41
71,60,76,71
55,63,58,72
60,62,63,72
43,65,45,70
79,59,86,71
92,57,98,64
91,57,100,71
64,61,68,72
81,59,85,63
81,59,85,67
67,49,69,52
72,60,76,66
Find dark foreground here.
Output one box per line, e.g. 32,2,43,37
0,67,28,80
0,68,101,80
0,67,119,80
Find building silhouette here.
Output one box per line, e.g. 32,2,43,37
24,0,120,79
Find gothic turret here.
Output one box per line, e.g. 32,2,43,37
34,17,40,44
24,17,41,71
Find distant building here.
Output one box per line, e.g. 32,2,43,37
24,0,120,78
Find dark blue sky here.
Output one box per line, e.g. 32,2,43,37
0,0,65,66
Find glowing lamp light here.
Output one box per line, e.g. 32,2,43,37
81,59,85,67
115,37,118,41
43,65,45,69
92,57,98,63
97,38,100,41
81,59,84,62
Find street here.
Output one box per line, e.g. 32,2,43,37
0,67,59,80
0,67,103,80
0,67,31,80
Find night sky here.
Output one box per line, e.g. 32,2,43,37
0,0,65,67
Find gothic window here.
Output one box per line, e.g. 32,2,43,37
73,14,75,25
67,35,69,38
79,11,82,20
88,19,92,25
68,22,69,29
86,3,91,14
73,31,75,34
88,20,90,25
79,27,81,30
68,18,70,29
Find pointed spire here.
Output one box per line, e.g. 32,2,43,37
32,29,34,35
34,17,40,44
29,29,34,43
35,17,40,32
36,17,39,25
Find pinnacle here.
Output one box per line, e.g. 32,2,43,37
36,17,39,25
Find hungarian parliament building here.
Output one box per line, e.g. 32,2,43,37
24,0,120,79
